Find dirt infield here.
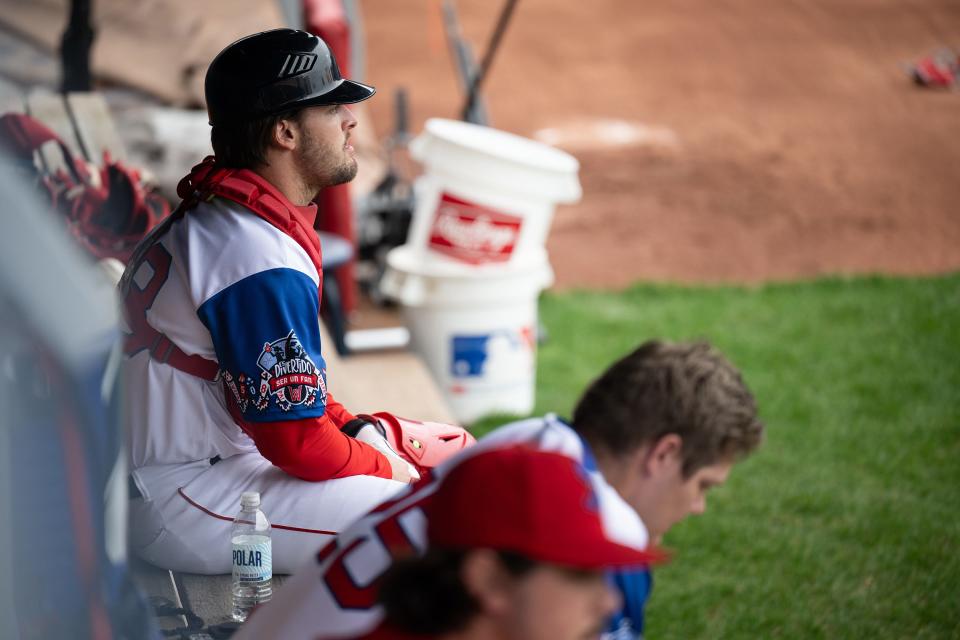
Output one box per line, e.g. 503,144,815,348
361,0,960,289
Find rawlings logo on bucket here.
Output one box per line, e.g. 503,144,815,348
428,192,522,264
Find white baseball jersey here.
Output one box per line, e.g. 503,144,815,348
121,188,403,575
122,197,309,468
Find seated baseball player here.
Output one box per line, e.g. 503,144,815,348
350,445,659,640
235,339,764,639
118,29,459,574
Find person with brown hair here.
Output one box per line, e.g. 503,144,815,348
482,339,764,638
570,339,764,543
235,339,764,640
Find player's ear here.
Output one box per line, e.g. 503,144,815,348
271,115,299,152
643,433,683,476
461,549,515,615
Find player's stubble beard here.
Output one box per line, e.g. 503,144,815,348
297,127,358,199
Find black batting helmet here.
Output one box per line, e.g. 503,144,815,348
205,28,375,127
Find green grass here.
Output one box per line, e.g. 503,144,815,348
473,273,960,638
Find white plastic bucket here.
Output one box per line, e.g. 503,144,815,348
381,245,554,424
406,118,581,267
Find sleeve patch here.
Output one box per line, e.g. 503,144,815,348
223,330,328,414
197,267,329,422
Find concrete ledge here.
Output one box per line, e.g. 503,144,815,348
131,558,289,630
176,572,288,627
129,557,188,631
322,323,457,424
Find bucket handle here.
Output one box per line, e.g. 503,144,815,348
381,269,426,306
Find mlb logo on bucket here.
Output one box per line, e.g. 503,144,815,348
450,329,534,392
451,335,490,378
428,192,522,264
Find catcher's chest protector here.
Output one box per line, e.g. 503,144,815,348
120,158,324,380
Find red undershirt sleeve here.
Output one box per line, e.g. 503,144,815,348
323,391,359,429
243,414,393,481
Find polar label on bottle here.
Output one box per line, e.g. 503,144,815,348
232,535,272,581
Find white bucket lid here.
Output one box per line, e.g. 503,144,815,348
410,119,582,205
382,244,554,307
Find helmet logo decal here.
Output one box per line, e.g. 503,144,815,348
277,53,317,79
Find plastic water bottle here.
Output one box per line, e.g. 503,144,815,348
231,491,272,622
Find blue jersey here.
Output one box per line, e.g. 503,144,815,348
563,421,652,640
606,568,652,639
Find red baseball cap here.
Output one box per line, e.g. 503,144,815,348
426,446,659,569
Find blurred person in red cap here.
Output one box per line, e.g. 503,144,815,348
350,445,661,640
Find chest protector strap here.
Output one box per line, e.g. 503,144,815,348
120,157,324,381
